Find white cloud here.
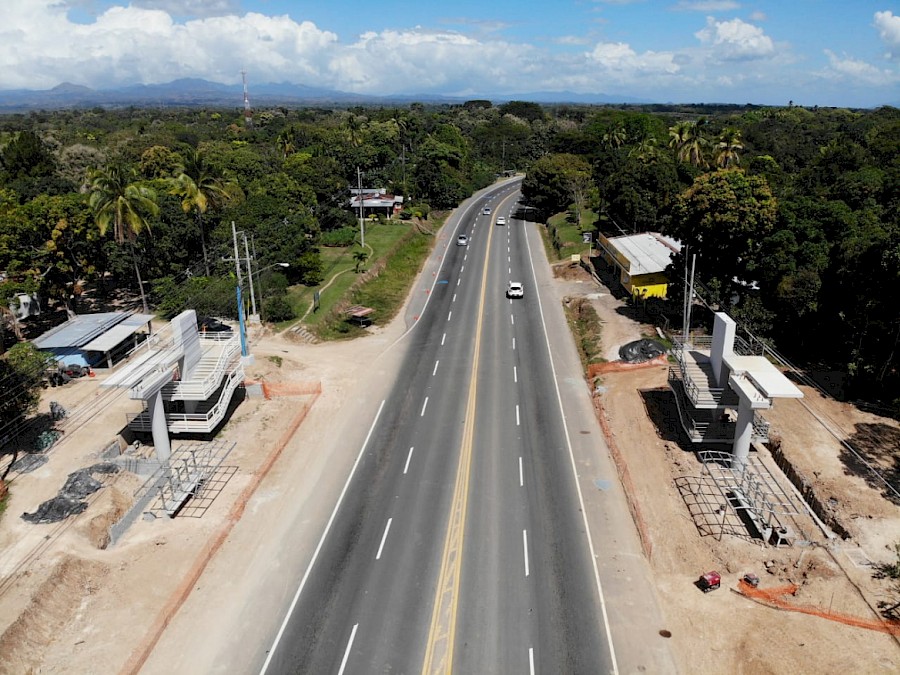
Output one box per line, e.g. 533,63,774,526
695,16,774,60
822,49,899,86
0,2,340,89
874,10,900,59
555,35,591,45
586,41,680,74
131,0,239,18
673,1,740,11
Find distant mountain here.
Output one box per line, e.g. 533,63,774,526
493,90,650,105
0,78,651,111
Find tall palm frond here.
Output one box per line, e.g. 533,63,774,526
87,163,159,312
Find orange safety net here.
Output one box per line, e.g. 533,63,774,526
736,579,900,636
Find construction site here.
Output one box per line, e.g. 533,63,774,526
0,258,897,673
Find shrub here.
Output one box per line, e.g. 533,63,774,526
321,227,357,247
262,296,295,322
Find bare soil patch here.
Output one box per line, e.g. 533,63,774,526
584,294,900,673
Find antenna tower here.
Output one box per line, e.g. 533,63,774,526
241,69,253,128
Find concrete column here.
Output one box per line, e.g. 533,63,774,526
149,390,171,461
710,312,736,387
732,397,754,474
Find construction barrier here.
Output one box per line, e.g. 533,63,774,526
735,578,900,636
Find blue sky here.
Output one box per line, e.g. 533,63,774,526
1,1,898,107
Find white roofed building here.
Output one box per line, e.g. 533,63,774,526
596,232,681,299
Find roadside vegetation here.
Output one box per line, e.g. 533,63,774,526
0,100,896,417
563,296,606,371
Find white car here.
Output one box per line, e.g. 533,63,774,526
506,281,524,298
482,207,491,215
496,216,507,226
457,233,468,246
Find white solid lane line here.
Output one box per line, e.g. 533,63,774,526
523,530,530,577
420,397,429,417
404,447,414,474
337,623,358,675
376,518,393,560
432,360,439,376
259,401,386,675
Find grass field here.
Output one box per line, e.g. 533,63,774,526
282,215,445,339
538,209,598,263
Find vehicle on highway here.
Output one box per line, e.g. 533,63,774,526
482,207,491,215
496,216,506,226
457,233,468,246
506,281,524,298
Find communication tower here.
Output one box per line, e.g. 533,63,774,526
241,69,253,128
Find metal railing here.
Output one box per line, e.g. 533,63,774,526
127,364,245,434
164,334,240,400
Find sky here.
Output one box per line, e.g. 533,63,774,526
0,1,898,108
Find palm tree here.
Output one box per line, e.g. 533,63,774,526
668,121,708,167
171,149,240,275
715,127,744,169
629,136,659,163
88,163,159,313
353,250,369,273
276,126,297,159
602,123,627,150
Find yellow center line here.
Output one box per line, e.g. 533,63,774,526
421,194,517,674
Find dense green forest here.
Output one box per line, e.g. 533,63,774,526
0,101,897,412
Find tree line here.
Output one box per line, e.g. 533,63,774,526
522,105,898,410
0,101,897,411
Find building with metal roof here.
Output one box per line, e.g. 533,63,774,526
349,188,404,218
596,232,681,299
32,312,154,368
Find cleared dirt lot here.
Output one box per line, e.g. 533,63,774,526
572,259,900,674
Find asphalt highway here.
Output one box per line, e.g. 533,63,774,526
260,183,616,674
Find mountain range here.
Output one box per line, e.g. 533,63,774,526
0,79,647,111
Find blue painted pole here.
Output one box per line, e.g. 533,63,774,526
237,286,248,357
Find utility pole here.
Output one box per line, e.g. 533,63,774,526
357,166,365,249
243,233,257,318
231,221,247,357
683,253,696,344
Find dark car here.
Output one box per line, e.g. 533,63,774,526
197,316,233,333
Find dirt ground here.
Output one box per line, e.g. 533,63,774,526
0,248,898,674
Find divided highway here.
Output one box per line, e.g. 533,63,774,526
260,183,617,674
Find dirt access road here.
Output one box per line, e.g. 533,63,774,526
1,214,898,674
